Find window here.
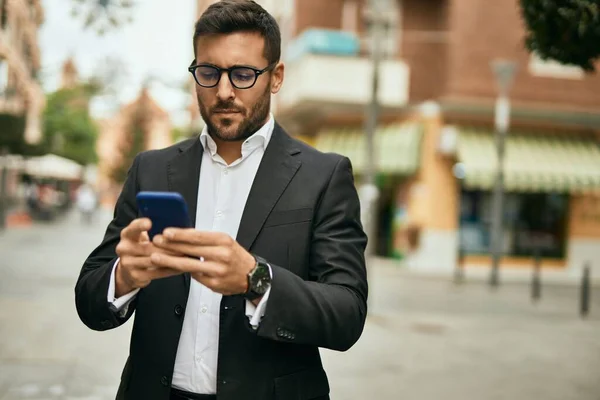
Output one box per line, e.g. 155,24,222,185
459,190,568,259
362,0,400,57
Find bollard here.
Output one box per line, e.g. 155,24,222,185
0,147,8,231
531,246,541,302
454,247,465,284
580,263,591,318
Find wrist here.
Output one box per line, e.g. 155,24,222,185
114,261,134,298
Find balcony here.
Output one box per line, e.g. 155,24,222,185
275,29,410,129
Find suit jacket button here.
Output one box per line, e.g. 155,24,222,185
160,375,169,386
174,305,184,316
276,327,284,337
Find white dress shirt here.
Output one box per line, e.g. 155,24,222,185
107,114,275,394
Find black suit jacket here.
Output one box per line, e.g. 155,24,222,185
75,123,368,400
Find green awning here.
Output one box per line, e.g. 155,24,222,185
457,129,600,193
315,123,423,175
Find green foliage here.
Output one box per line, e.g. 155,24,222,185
520,0,600,72
42,86,99,165
171,126,195,143
0,114,36,155
109,107,147,184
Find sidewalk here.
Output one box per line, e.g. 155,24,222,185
0,211,598,399
374,256,600,287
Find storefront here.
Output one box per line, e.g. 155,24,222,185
455,127,600,269
313,121,424,258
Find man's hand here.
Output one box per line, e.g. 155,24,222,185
151,229,256,296
114,218,181,297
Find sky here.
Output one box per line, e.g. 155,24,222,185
39,0,197,127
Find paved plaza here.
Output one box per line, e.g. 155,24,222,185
0,210,599,399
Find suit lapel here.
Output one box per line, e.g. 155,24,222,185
236,123,302,251
167,138,203,226
167,137,203,292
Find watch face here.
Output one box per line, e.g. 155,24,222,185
250,263,271,295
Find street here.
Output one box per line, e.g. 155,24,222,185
1,210,599,400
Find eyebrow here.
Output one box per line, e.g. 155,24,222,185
194,61,262,70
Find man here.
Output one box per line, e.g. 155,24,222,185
75,1,368,399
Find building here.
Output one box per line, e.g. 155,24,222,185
96,87,173,205
0,0,45,144
194,0,600,276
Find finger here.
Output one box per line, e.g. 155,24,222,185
116,240,155,258
150,252,221,275
121,218,152,241
145,266,182,281
153,236,225,260
120,255,156,270
139,231,150,243
162,229,232,246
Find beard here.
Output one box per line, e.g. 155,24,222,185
198,85,271,142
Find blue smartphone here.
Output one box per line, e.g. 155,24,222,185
136,191,192,239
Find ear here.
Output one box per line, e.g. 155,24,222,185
270,62,284,94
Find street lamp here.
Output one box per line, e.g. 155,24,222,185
489,60,517,288
360,0,389,258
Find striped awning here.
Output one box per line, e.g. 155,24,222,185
457,129,600,193
315,123,423,175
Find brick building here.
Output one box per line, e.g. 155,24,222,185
0,0,45,144
194,0,600,276
96,87,173,206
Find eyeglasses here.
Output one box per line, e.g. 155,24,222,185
188,61,276,90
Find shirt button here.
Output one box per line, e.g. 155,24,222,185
201,305,208,314
223,169,228,175
196,356,203,363
216,210,223,218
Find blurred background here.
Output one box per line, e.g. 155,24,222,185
0,0,599,399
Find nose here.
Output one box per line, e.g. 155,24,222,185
216,71,235,102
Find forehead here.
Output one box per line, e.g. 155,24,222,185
195,32,267,67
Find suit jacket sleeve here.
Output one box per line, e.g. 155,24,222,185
75,155,141,331
256,156,368,351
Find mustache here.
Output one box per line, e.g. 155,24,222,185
211,103,244,113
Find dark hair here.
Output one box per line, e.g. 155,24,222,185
194,0,281,65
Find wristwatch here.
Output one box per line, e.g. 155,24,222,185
244,255,272,301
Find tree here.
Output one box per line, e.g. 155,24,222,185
109,106,147,184
520,0,600,72
71,0,134,35
42,85,99,165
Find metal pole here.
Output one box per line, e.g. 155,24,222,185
490,61,517,288
580,263,591,318
455,247,465,284
489,108,506,287
0,147,8,231
361,0,385,257
531,244,541,302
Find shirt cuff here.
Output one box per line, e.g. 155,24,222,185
244,263,273,330
245,287,271,330
108,258,140,317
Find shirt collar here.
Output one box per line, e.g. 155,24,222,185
199,113,275,156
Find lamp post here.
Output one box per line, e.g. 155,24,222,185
489,60,517,288
361,0,388,258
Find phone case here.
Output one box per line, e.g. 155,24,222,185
136,191,192,239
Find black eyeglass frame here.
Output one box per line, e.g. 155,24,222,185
188,61,276,89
